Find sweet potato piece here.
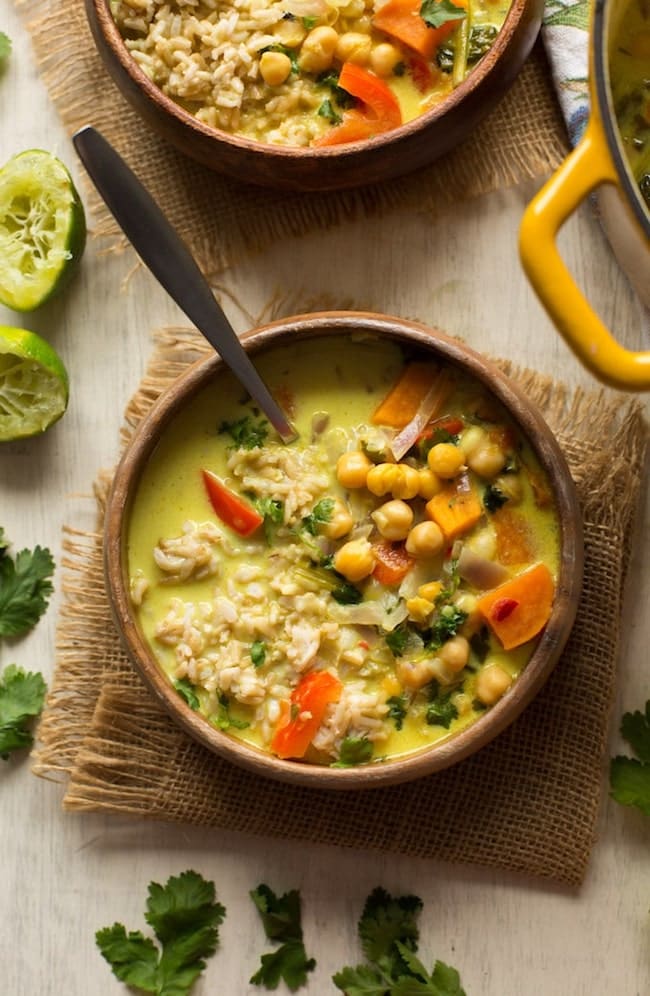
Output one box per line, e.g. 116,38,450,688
476,562,555,650
425,482,482,541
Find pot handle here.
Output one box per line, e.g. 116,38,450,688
519,119,650,391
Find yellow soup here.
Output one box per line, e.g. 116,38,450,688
112,0,511,147
609,0,650,211
128,336,560,768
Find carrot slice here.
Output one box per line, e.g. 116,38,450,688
372,539,415,586
425,479,482,541
202,470,263,537
271,671,343,759
372,362,440,428
373,0,466,60
476,562,555,650
312,110,379,147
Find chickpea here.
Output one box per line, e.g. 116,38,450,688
337,450,372,489
259,50,292,86
438,635,470,673
333,538,375,582
405,595,434,624
451,691,472,716
418,467,443,500
371,499,413,540
370,41,402,77
396,656,438,690
468,525,497,560
273,18,307,48
428,442,465,479
459,425,486,458
322,498,354,539
405,521,444,559
475,663,513,705
467,442,507,479
298,26,338,73
454,592,482,638
366,463,420,500
335,31,372,65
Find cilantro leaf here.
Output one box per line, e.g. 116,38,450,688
174,679,199,710
392,942,467,995
96,870,225,996
250,884,316,991
609,757,650,816
0,664,47,760
420,0,467,30
620,701,650,763
359,887,422,971
332,963,388,995
469,626,490,664
332,578,363,605
302,498,335,536
483,483,507,513
252,496,284,543
0,539,55,637
251,640,267,668
426,691,457,729
318,99,342,125
211,692,249,731
426,606,467,653
385,623,410,658
0,32,11,69
387,693,409,730
610,701,650,816
331,736,374,767
218,414,269,450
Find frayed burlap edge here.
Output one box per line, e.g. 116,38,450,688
33,326,649,887
15,0,569,274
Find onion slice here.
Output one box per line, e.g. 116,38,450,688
457,544,509,590
390,369,453,461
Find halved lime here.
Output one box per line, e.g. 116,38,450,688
0,149,86,312
0,326,69,440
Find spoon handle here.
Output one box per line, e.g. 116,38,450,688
72,126,297,443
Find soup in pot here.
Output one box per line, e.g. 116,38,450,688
609,0,650,210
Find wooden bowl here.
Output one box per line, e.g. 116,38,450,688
85,0,543,191
105,312,583,789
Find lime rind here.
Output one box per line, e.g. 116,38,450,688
0,326,69,441
0,149,86,312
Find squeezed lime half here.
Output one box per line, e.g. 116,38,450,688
0,326,69,440
0,149,86,312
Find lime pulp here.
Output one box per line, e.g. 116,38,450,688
0,326,69,440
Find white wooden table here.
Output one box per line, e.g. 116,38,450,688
2,7,649,994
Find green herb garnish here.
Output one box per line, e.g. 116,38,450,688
0,32,11,69
252,496,284,543
317,98,342,124
331,736,374,767
211,693,249,731
610,700,650,816
96,870,225,996
251,640,267,668
420,0,467,30
302,498,334,536
174,679,200,710
0,528,55,638
218,414,269,450
385,623,410,658
483,483,508,513
387,692,409,730
426,605,467,652
250,884,316,990
0,664,47,760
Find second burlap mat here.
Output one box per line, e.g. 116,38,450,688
34,326,648,887
18,0,568,273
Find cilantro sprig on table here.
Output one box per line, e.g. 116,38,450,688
333,887,466,996
0,32,11,70
249,883,316,990
610,700,650,816
0,527,55,637
0,664,47,759
96,870,225,996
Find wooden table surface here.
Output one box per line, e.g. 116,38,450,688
2,6,649,994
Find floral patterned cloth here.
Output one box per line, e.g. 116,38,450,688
542,0,591,146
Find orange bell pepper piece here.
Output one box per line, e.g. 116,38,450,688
271,671,343,759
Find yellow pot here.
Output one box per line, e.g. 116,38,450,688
519,0,650,390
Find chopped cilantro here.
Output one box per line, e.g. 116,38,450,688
426,693,458,729
211,693,249,731
331,578,363,605
426,605,467,652
469,625,490,664
468,24,498,63
316,69,355,108
420,0,467,30
317,98,342,125
218,414,269,450
96,870,225,996
610,700,650,816
331,736,374,767
437,43,455,72
292,563,362,604
250,884,316,990
302,498,334,536
483,483,508,513
302,15,318,28
385,623,410,658
174,679,200,710
0,664,47,760
251,640,267,668
0,32,10,69
0,530,55,638
252,496,284,543
387,693,409,730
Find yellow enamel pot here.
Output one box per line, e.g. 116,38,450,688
519,0,650,391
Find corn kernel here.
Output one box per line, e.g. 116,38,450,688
418,580,443,602
405,596,434,623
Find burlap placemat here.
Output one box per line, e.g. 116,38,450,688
34,325,648,887
17,0,568,273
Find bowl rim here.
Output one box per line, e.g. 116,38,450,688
104,311,584,790
90,0,532,161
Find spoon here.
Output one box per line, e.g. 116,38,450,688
72,125,297,444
